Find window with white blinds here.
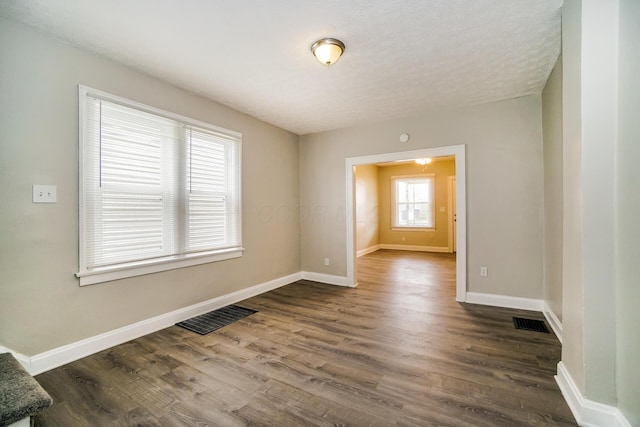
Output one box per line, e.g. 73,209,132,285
77,86,242,286
391,175,435,229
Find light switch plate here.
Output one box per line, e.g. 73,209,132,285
33,185,57,203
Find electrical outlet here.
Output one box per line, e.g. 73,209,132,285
324,258,330,266
480,267,488,277
32,185,57,203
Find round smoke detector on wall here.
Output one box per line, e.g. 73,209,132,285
399,133,410,143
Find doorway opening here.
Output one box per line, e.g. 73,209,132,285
345,145,466,301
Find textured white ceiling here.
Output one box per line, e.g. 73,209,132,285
0,0,562,135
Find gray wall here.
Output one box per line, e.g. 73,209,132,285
616,0,640,423
300,96,544,299
560,0,586,394
0,18,301,355
541,57,563,322
580,0,617,403
561,0,638,415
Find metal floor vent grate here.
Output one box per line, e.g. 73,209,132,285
176,305,257,335
512,317,550,333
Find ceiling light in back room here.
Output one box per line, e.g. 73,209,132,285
415,158,432,165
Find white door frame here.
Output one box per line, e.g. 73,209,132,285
345,144,467,302
447,175,457,253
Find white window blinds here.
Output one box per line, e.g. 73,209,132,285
78,87,242,284
392,175,435,228
185,128,241,252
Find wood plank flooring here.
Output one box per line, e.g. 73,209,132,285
34,250,576,426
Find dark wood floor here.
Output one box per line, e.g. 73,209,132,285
35,250,576,426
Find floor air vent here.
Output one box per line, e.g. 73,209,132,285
176,305,257,335
512,317,549,333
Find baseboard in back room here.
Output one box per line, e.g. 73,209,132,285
356,245,380,257
379,244,449,253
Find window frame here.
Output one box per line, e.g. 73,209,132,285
390,174,435,230
76,86,243,286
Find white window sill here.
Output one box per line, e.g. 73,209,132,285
76,248,244,286
391,227,435,232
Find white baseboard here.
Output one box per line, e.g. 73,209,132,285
464,292,544,312
7,272,302,376
556,362,632,427
542,301,563,344
379,244,450,253
357,244,449,257
357,245,380,257
301,271,352,287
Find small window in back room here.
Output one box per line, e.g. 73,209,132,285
391,175,435,229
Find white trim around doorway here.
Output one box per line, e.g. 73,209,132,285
345,144,467,301
447,175,456,253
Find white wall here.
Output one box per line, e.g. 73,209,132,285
0,18,301,355
300,96,544,299
616,0,640,423
541,56,563,322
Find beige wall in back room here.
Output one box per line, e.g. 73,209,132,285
0,18,300,355
300,95,544,299
377,159,455,249
354,165,379,253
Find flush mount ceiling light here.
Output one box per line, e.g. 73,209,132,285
415,158,432,165
311,38,345,66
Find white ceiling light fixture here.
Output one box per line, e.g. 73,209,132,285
415,158,432,165
311,38,345,66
